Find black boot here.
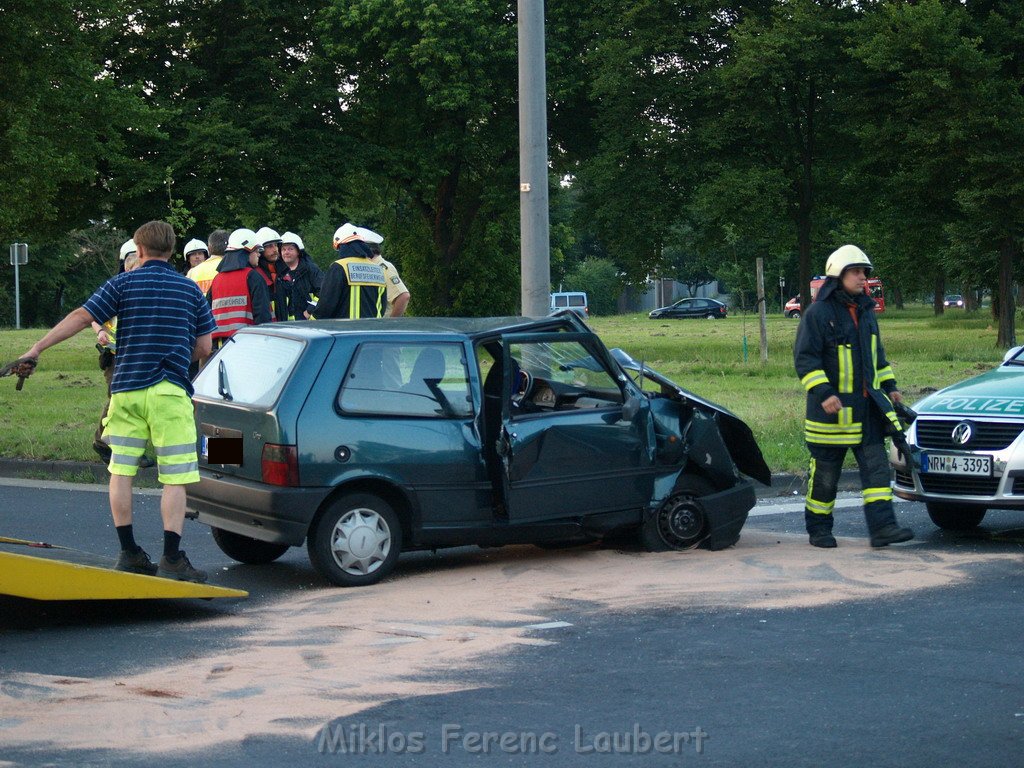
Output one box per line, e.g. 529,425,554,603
870,524,914,548
805,510,836,548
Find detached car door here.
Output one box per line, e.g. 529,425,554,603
496,332,656,523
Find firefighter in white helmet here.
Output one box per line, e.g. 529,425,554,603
208,228,272,346
182,238,209,270
279,231,324,320
255,226,290,321
793,244,913,548
309,223,387,320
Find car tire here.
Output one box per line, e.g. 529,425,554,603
788,310,801,319
211,527,290,564
307,493,402,587
926,502,986,531
705,313,716,320
640,476,714,552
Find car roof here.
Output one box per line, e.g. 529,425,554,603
237,315,585,342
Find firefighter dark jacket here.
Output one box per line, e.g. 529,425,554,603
793,277,902,446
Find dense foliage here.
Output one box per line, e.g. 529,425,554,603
1,0,1021,342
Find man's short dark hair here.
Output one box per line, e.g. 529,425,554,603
368,242,381,256
208,229,229,256
134,221,176,258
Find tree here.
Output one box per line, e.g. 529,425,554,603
314,0,523,315
564,258,620,315
701,0,857,313
0,0,151,244
101,0,344,236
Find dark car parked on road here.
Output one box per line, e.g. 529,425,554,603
649,298,728,320
187,313,769,586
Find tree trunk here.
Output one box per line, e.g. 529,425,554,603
997,237,1017,348
892,286,904,310
933,275,945,315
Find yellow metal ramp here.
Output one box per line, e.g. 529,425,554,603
0,538,247,601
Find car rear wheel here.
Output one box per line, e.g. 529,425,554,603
640,476,714,551
788,310,801,319
308,493,402,587
705,313,716,319
926,502,986,531
211,527,290,564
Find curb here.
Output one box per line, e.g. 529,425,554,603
0,458,159,486
0,458,864,500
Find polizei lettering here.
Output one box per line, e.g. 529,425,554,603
932,397,1024,415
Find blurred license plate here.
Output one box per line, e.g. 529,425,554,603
201,435,242,465
921,453,990,475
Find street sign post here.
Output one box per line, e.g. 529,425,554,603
9,243,28,329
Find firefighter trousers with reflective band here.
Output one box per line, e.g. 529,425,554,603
805,440,896,536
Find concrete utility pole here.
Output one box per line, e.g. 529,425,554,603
518,0,551,317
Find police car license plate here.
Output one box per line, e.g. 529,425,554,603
921,452,991,476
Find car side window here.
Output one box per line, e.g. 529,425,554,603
338,342,473,418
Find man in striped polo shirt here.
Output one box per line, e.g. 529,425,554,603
24,221,216,582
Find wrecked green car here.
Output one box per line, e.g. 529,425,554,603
187,313,770,586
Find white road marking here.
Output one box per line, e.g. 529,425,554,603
523,621,574,630
752,494,910,517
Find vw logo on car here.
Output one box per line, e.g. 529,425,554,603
951,421,974,446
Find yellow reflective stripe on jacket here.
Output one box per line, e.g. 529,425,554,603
802,370,829,391
805,419,861,435
877,365,895,385
871,335,880,389
804,417,864,445
837,407,853,427
838,344,854,394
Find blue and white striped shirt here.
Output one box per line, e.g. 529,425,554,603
83,260,216,396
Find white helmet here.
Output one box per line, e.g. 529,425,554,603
332,222,384,249
825,244,873,278
255,226,282,246
183,238,208,257
227,228,262,252
281,231,305,251
119,239,137,261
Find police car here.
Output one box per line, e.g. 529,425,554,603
891,345,1024,530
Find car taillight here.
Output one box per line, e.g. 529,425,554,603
262,443,299,487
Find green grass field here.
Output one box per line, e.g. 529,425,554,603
0,306,1008,472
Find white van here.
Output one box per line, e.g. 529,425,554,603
550,291,589,318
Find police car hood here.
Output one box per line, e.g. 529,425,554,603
914,363,1024,418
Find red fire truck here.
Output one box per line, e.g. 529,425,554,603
785,277,885,318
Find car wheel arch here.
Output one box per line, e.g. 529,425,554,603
309,478,415,546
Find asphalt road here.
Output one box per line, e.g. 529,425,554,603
1,479,1022,767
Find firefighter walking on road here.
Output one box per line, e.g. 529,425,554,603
794,245,914,548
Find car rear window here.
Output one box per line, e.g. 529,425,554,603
338,342,473,418
568,295,585,307
193,333,304,407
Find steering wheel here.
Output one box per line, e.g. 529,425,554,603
513,368,534,403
